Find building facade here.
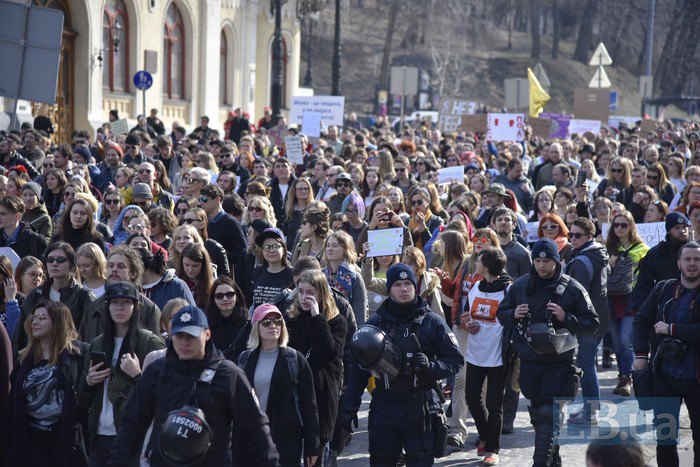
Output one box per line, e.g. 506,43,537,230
1,0,303,142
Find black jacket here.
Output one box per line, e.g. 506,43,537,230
205,238,231,278
268,175,297,228
239,346,320,466
565,241,610,336
210,310,251,363
207,212,246,273
108,343,279,467
0,222,49,260
498,266,599,364
632,235,683,312
1,151,40,179
78,292,161,344
284,310,347,441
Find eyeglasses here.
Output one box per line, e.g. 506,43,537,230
198,196,209,204
613,222,629,229
214,292,236,301
184,218,198,224
568,232,586,239
260,317,283,328
471,237,490,244
128,223,146,231
104,198,120,205
23,272,45,279
175,207,188,215
43,163,54,168
63,192,75,198
395,168,407,172
222,153,234,158
138,169,153,174
541,224,559,230
248,206,263,213
46,256,69,264
416,162,425,166
187,178,204,184
647,174,659,181
262,244,283,252
336,182,350,188
412,199,424,206
123,216,136,224
611,168,623,174
125,145,137,150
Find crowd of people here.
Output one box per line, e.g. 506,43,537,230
0,109,697,467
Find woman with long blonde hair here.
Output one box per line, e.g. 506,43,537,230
285,269,347,461
323,230,368,326
242,195,277,227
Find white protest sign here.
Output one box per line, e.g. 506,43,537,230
523,222,541,243
437,166,465,185
111,119,129,136
284,136,304,166
602,222,665,248
568,119,601,137
608,116,639,129
302,112,322,137
289,96,345,126
0,247,21,270
367,228,404,258
487,113,525,141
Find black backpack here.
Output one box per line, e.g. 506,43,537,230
607,243,640,296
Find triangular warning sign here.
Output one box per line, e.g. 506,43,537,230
589,67,611,88
589,42,613,66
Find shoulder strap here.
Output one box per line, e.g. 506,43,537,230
571,255,594,282
238,349,253,368
620,242,641,257
284,347,304,427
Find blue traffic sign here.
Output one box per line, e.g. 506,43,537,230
133,71,153,91
609,91,618,111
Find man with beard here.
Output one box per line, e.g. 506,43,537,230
78,245,161,343
18,129,45,168
327,173,354,216
490,207,531,281
633,242,700,467
633,212,690,312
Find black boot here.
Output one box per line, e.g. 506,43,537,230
602,349,613,369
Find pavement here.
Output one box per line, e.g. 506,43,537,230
338,363,694,466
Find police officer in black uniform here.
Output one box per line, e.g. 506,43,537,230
342,263,463,466
498,238,599,467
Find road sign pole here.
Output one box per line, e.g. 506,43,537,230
143,90,146,118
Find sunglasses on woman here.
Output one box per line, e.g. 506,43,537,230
214,292,236,301
471,237,490,244
260,318,283,328
568,232,586,239
541,224,559,230
46,256,68,264
613,222,629,229
104,198,120,205
184,218,198,224
248,206,263,213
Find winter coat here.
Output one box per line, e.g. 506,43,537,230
108,343,279,466
632,235,682,312
0,222,48,259
78,292,161,344
284,310,347,441
143,269,195,311
210,310,252,363
565,241,610,335
268,175,297,228
21,204,52,239
239,346,320,466
205,238,231,278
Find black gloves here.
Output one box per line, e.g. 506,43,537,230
412,352,430,373
342,413,358,433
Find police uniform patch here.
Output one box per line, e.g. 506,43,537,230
555,284,566,295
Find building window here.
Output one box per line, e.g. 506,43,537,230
163,3,185,99
102,0,128,92
220,31,228,105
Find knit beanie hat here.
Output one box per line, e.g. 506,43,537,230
22,181,42,199
531,238,560,262
386,263,417,293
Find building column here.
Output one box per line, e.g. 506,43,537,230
198,0,222,129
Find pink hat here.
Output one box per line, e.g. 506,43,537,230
252,303,283,324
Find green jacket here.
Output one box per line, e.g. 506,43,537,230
21,204,52,239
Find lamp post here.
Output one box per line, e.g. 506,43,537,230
303,16,315,87
97,19,123,66
271,0,284,123
331,0,341,96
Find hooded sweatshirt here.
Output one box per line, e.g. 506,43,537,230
465,274,512,367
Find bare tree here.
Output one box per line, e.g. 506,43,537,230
430,38,452,97
573,0,599,63
378,0,402,91
530,0,541,58
551,0,560,58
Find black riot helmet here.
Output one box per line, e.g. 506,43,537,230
351,325,403,386
159,405,213,465
525,323,578,356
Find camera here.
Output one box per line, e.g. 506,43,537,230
658,337,688,364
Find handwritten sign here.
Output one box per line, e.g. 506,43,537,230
487,113,525,141
602,222,665,248
111,118,129,136
568,119,601,137
523,221,541,243
284,136,304,166
608,116,639,129
367,228,404,258
302,112,322,137
289,96,345,126
267,123,287,147
438,99,476,133
437,166,465,185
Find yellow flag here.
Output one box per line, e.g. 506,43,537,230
528,67,550,118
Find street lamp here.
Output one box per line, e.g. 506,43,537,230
331,0,341,96
302,14,318,87
97,19,123,67
271,0,285,123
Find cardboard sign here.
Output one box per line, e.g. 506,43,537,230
459,114,488,134
267,123,287,147
573,88,610,123
639,119,656,134
487,113,525,141
302,112,322,137
111,118,129,136
284,136,304,166
367,228,405,258
540,112,570,139
438,99,475,133
289,96,345,126
602,222,664,248
528,117,555,138
437,166,465,185
523,222,541,243
568,119,601,137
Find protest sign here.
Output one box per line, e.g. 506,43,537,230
487,113,525,141
284,136,304,166
639,119,656,134
267,123,287,147
573,88,610,123
367,228,404,258
438,99,473,133
0,247,20,270
111,119,129,136
601,222,665,248
608,116,639,130
528,117,555,138
437,166,465,185
540,112,570,138
523,222,541,243
459,114,487,133
289,96,345,125
568,119,601,137
302,112,322,137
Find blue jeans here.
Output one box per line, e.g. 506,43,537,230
610,316,634,377
575,333,602,417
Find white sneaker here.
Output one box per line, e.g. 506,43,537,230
483,452,500,465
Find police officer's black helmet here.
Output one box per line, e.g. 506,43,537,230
351,325,403,380
159,405,213,465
